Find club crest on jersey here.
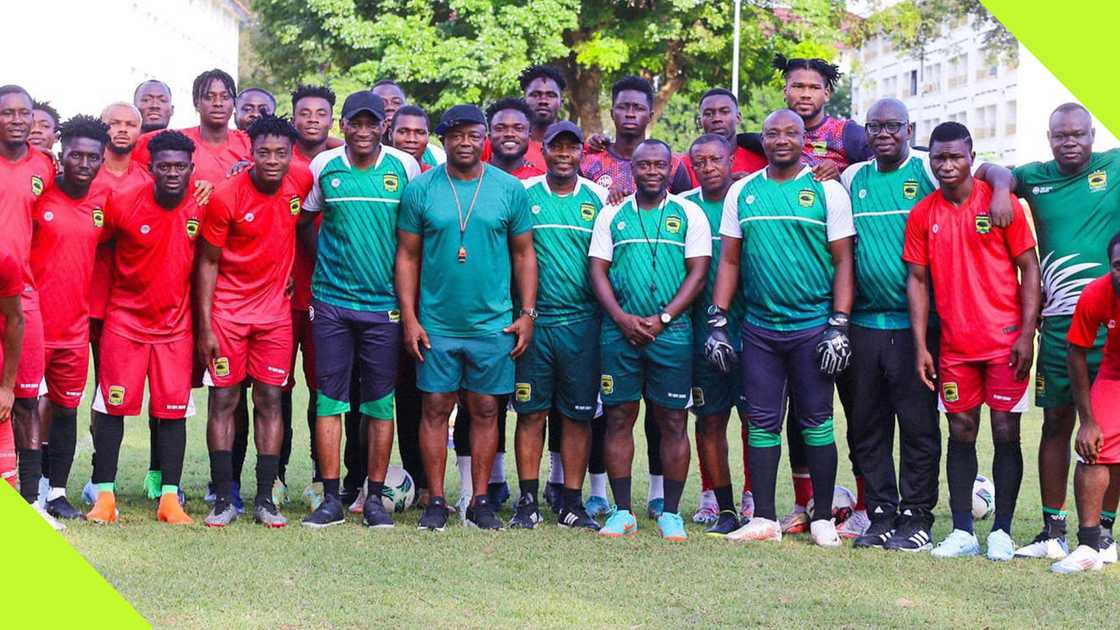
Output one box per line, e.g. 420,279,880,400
811,141,828,156
596,174,613,189
31,175,44,196
92,208,104,228
1089,169,1107,192
289,195,300,215
665,216,682,234
515,383,532,403
185,218,200,238
107,385,126,406
902,180,919,199
580,202,596,221
600,375,614,395
387,310,401,323
942,381,959,403
975,213,991,234
383,173,399,192
1035,372,1046,397
531,205,541,215
691,387,705,407
798,189,815,207
214,357,230,378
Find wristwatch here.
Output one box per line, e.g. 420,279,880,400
521,307,538,320
659,311,672,325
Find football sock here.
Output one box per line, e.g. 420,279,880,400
489,452,506,484
804,443,838,521
91,412,125,491
323,478,340,500
610,476,632,512
366,478,384,499
747,426,781,521
47,407,77,490
589,472,608,498
1101,511,1116,536
519,479,539,503
1043,506,1068,538
40,441,50,481
947,438,977,533
588,415,606,475
158,420,186,490
17,449,42,504
792,472,813,508
663,478,685,514
1079,525,1102,551
232,400,249,486
647,474,664,502
548,451,563,485
256,454,279,504
279,391,293,484
991,440,1022,535
563,487,582,512
854,475,867,511
741,425,752,492
209,450,234,502
714,484,735,513
148,416,160,472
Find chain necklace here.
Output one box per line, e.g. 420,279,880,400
445,165,486,263
635,193,669,295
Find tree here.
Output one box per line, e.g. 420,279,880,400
849,0,1017,64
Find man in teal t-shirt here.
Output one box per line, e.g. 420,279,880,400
397,104,538,532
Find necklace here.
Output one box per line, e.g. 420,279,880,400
635,194,669,296
445,165,486,263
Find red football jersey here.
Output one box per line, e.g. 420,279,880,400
101,182,204,342
505,162,546,180
89,160,152,319
31,185,110,347
0,148,55,311
133,126,251,185
682,145,767,188
201,167,312,324
902,179,1036,361
482,138,544,173
289,146,320,312
0,249,20,372
1068,275,1120,381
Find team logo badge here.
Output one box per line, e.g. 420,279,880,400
140,224,151,235
745,195,755,205
387,310,401,323
308,305,316,321
665,216,682,234
1110,319,1117,329
858,189,867,199
185,218,200,238
330,177,341,188
1089,169,1107,192
616,221,626,230
531,205,541,215
975,213,991,234
691,387,705,407
1035,372,1047,397
811,141,828,156
92,208,104,228
902,180,919,199
383,173,399,192
214,357,230,378
942,381,959,403
580,202,596,221
597,174,613,189
31,175,44,196
43,211,54,222
244,212,255,223
107,385,126,406
515,383,532,403
798,189,815,207
600,375,614,395
289,196,300,216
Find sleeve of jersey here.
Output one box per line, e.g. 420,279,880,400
508,184,534,236
200,192,233,248
681,200,712,259
397,179,424,235
1004,196,1038,256
839,162,862,194
719,178,748,239
822,180,855,241
901,200,930,265
588,205,619,261
302,153,329,213
1068,280,1107,348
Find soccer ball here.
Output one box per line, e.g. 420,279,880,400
972,475,995,520
380,465,417,513
806,485,855,523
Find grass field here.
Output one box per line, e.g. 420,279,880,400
58,377,1119,629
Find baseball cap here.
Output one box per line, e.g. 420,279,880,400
341,91,386,121
542,120,583,145
435,104,487,135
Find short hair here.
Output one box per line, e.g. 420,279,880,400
1108,231,1120,260
371,79,405,98
1053,102,1089,117
237,87,276,108
635,138,672,159
133,79,170,101
147,129,195,158
690,133,732,153
699,88,738,107
291,84,336,111
32,100,61,127
485,98,534,125
0,84,32,102
929,121,973,150
246,114,299,144
100,101,142,121
518,65,566,92
392,105,429,131
774,54,842,92
192,69,236,105
59,114,110,148
612,75,654,107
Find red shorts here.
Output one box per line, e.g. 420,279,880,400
0,307,45,399
44,345,90,408
94,327,194,419
1090,378,1120,465
939,354,1030,414
203,315,293,388
285,309,316,392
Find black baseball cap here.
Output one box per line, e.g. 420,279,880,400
435,104,487,135
341,91,385,121
542,120,583,145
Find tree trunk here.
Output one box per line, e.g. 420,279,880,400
561,30,603,135
650,41,684,126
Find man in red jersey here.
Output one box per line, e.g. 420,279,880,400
904,121,1040,561
195,115,310,528
235,88,276,132
134,80,173,134
86,130,202,526
682,88,766,190
29,100,61,153
0,84,54,512
486,98,545,180
31,116,111,521
1,250,26,494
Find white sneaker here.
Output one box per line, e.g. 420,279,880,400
1051,545,1103,574
33,502,65,531
810,519,842,548
986,529,1016,561
726,517,781,543
739,491,754,519
931,529,981,558
692,490,719,524
1014,534,1068,559
348,487,366,514
1101,540,1117,564
837,509,870,539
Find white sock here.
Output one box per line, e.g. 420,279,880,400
548,451,564,485
590,472,608,498
648,474,664,501
457,455,472,497
489,452,505,484
48,487,66,501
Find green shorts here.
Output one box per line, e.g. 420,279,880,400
416,331,515,395
599,322,692,410
513,318,600,421
691,348,745,417
1036,315,1102,408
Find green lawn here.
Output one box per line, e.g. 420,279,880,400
60,374,1119,628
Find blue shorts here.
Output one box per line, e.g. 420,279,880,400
740,323,834,435
310,299,400,419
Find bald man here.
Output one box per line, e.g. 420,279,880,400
133,80,174,133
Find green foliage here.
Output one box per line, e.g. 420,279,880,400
851,0,1017,64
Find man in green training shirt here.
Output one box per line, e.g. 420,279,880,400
510,121,607,531
589,138,711,542
1010,102,1120,562
397,104,538,532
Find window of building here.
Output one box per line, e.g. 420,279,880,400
924,63,941,93
1006,100,1017,136
948,55,968,89
909,70,918,96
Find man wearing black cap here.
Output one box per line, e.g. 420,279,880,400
397,104,538,531
508,121,607,530
298,91,422,528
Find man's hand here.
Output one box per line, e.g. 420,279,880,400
916,346,937,391
812,159,841,182
227,160,251,177
504,314,534,358
586,133,612,153
703,306,737,373
1010,331,1035,381
0,385,12,422
1076,419,1103,464
606,186,628,206
815,312,851,375
988,190,1014,228
403,318,431,362
193,180,214,206
616,313,655,347
196,326,221,369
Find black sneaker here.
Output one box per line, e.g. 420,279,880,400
508,494,542,529
340,485,360,508
46,496,84,520
362,492,394,528
884,520,933,552
704,510,741,537
487,481,510,509
466,497,504,530
558,504,600,530
418,496,449,531
301,495,345,529
853,518,895,549
543,482,563,514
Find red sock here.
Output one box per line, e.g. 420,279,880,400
696,429,713,492
792,472,813,507
855,475,866,511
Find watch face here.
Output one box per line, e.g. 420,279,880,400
660,313,671,324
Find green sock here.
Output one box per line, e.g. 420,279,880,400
161,485,179,496
96,482,115,494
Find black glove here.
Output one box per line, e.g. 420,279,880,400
816,312,851,375
703,305,738,373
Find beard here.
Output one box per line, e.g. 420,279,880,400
108,142,134,156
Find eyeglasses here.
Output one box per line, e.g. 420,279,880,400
866,121,906,134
